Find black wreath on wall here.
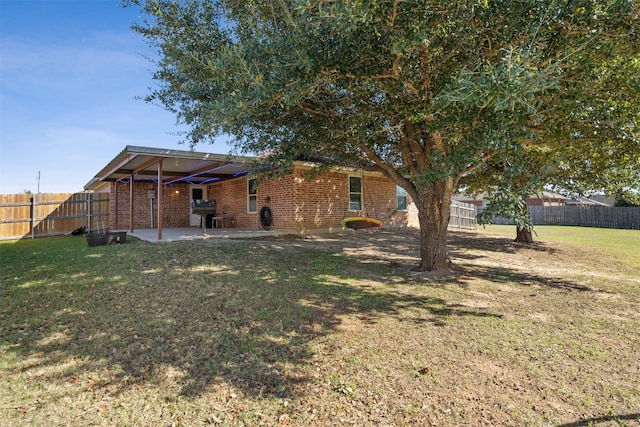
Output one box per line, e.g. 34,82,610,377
259,206,272,230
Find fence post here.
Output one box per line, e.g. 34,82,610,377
31,195,35,239
87,192,91,234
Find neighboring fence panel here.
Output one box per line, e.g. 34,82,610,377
449,201,477,230
479,206,640,230
0,193,110,240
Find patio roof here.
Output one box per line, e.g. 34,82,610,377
84,145,257,191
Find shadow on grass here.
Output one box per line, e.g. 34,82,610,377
446,231,592,292
0,228,586,404
275,229,585,292
555,413,640,426
277,229,561,267
449,230,560,254
455,263,593,292
1,234,501,403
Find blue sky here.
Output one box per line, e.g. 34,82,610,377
0,0,230,194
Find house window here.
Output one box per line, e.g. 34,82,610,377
248,178,257,213
349,176,362,211
397,186,407,211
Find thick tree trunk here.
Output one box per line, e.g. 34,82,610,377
413,178,455,271
515,226,534,243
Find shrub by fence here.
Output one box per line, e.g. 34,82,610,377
0,193,110,240
480,206,640,230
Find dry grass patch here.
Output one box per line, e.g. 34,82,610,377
1,226,639,426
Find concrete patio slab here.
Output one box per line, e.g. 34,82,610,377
126,227,291,243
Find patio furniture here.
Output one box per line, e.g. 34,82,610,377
211,205,229,228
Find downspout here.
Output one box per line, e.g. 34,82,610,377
157,159,163,241
114,182,118,230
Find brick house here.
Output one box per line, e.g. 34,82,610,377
84,146,416,239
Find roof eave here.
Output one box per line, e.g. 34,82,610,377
84,145,258,189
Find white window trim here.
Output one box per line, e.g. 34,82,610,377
348,175,363,212
248,178,257,213
397,186,408,211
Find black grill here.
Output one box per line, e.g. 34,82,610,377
191,199,217,215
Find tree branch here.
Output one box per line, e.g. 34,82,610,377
370,53,402,80
298,102,336,119
432,131,446,155
386,0,400,27
359,144,415,197
458,150,499,179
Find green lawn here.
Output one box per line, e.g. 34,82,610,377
1,227,639,426
477,224,640,269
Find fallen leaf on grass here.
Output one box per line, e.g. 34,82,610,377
279,414,291,424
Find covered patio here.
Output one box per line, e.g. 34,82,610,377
85,145,257,241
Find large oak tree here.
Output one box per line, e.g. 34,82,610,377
129,0,639,270
463,51,640,242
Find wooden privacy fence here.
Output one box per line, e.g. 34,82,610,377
0,193,110,240
449,201,477,230
480,206,640,230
